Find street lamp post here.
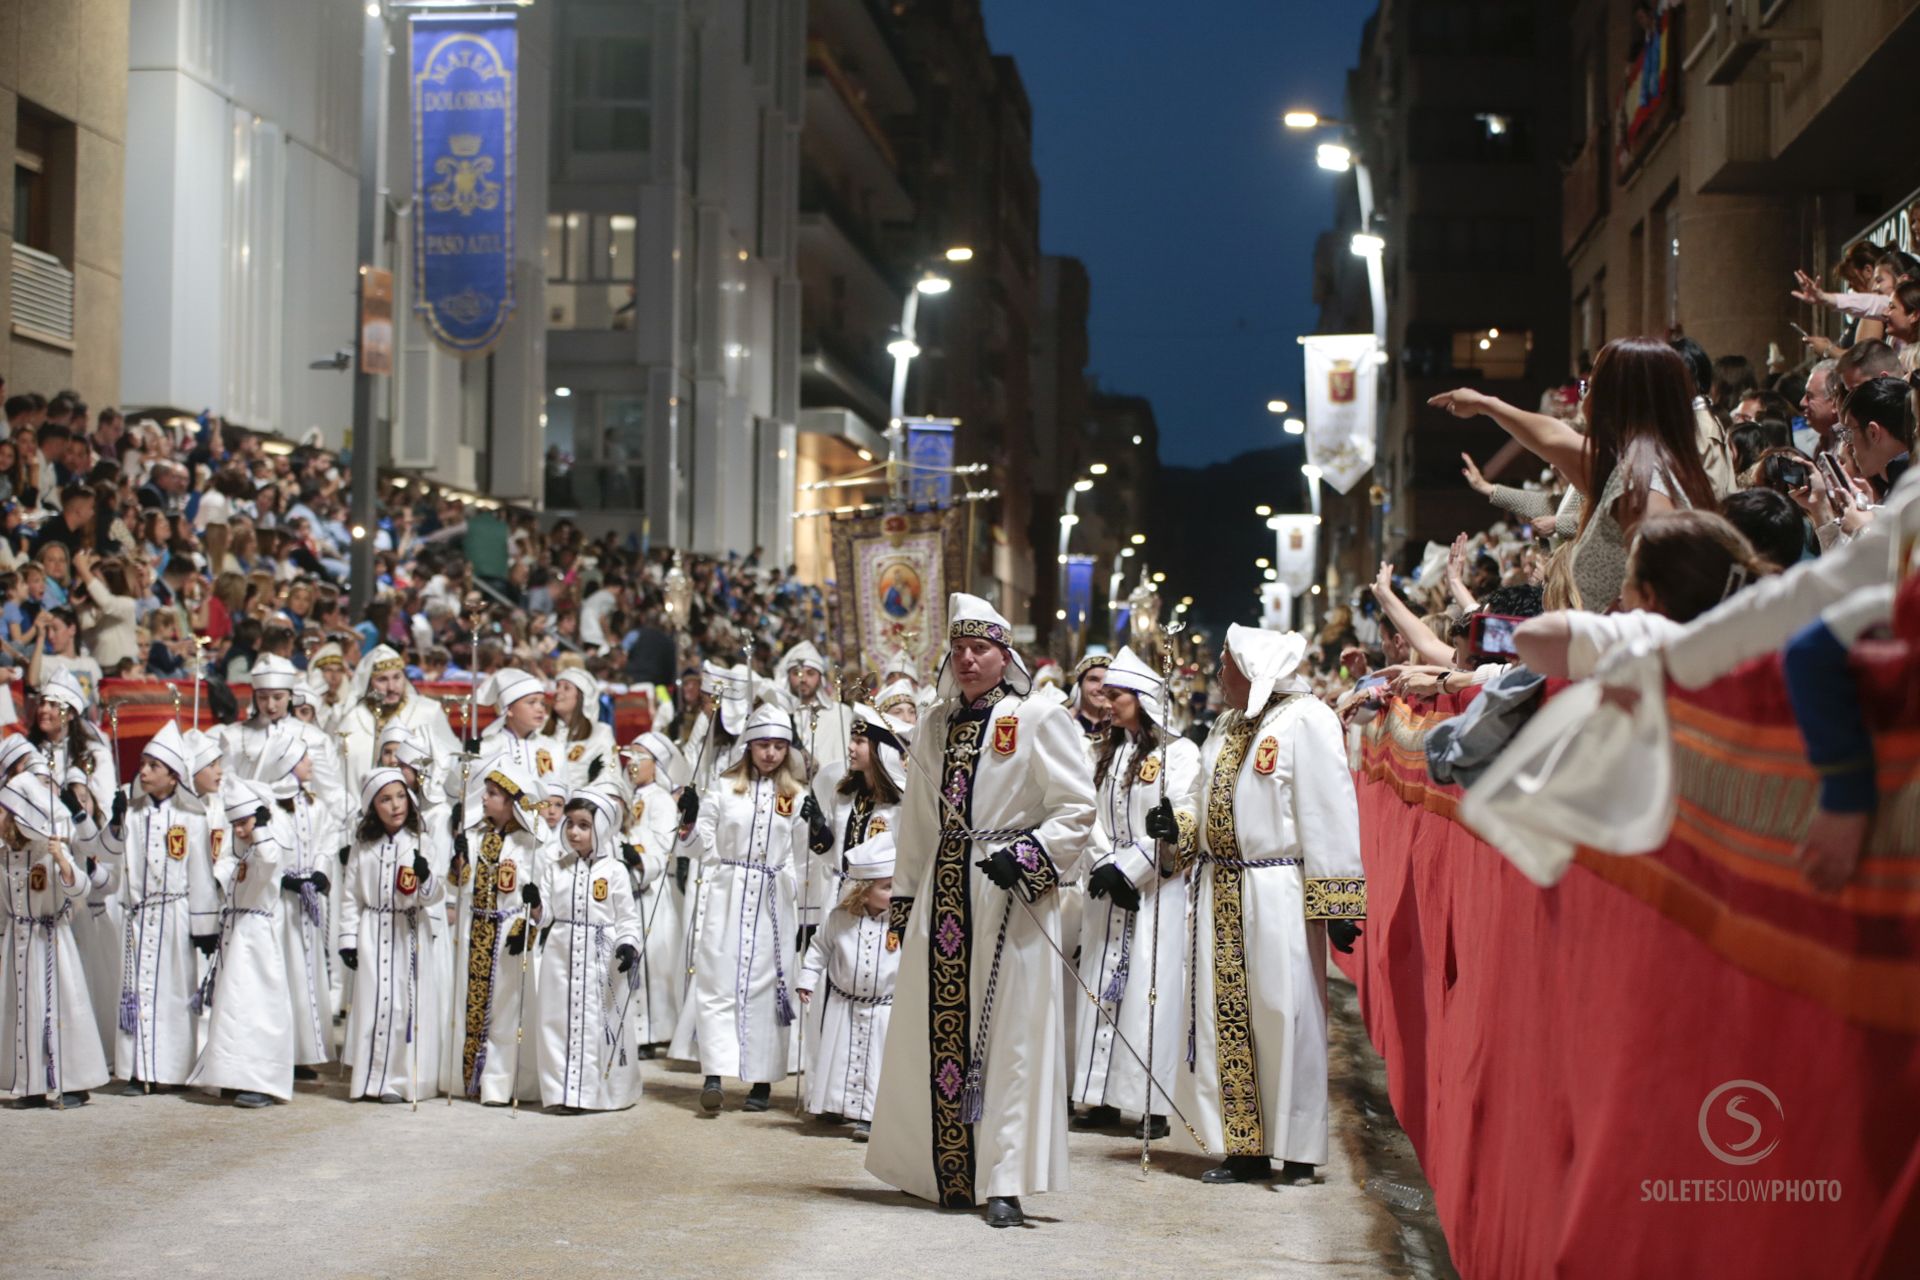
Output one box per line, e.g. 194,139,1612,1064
885,253,968,508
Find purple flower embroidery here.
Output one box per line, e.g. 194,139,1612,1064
937,1056,964,1100
1011,838,1040,871
936,912,964,958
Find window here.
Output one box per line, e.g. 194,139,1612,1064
13,109,53,253
569,36,651,153
1407,215,1535,272
1408,111,1534,164
545,211,637,330
1449,329,1530,381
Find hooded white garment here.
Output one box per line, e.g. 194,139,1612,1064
532,787,644,1109
339,768,449,1102
807,703,906,932
549,669,619,790
447,757,546,1104
186,779,295,1100
666,711,810,1084
866,592,1097,1207
1071,646,1201,1117
619,738,686,1047
1457,643,1676,886
248,733,337,1066
217,657,348,821
798,831,899,1123
1175,623,1362,1168
0,775,110,1096
101,727,219,1086
474,667,562,784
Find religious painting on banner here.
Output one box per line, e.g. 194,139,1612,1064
1301,333,1379,494
411,13,518,356
830,506,969,682
904,418,958,509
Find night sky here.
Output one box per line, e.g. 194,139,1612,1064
980,1,1373,468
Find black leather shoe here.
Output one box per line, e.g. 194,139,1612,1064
1278,1160,1317,1185
700,1076,724,1113
816,1110,846,1125
10,1095,46,1109
233,1091,273,1109
1073,1104,1121,1129
1200,1156,1274,1184
293,1065,320,1081
60,1092,89,1108
1134,1114,1169,1140
117,1079,148,1097
743,1083,772,1112
851,1120,871,1142
984,1196,1024,1228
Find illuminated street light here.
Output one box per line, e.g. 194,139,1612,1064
1088,462,1109,476
1301,464,1324,481
1283,110,1320,129
1073,478,1094,493
1130,533,1146,545
945,246,974,262
1152,572,1166,583
1255,557,1270,568
1317,143,1352,172
1254,504,1272,517
915,274,952,295
1265,399,1289,414
887,337,921,360
1058,513,1080,527
1282,417,1305,435
1350,232,1385,257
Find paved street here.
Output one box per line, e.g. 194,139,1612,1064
2,978,1447,1279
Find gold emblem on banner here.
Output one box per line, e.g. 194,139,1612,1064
428,135,501,217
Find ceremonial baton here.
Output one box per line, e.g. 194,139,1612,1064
893,704,1208,1153
1141,619,1185,1177
44,742,67,1106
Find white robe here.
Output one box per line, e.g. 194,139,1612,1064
1,832,108,1095
624,781,685,1045
533,848,644,1109
1072,735,1200,1116
865,687,1096,1207
1175,692,1363,1166
340,694,459,811
798,904,895,1121
781,695,853,929
810,765,900,923
218,717,347,814
551,722,619,790
340,827,447,1101
72,841,123,1059
474,725,562,787
277,792,337,1065
187,830,293,1099
449,822,543,1103
103,793,218,1086
667,774,805,1082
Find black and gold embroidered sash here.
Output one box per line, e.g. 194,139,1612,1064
462,829,506,1094
927,684,1006,1209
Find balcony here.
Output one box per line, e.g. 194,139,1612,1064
806,42,913,223
809,0,914,117
10,243,75,349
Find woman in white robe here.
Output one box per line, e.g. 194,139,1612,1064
447,759,544,1105
531,787,643,1111
250,733,337,1076
796,832,897,1137
1071,646,1201,1138
0,774,108,1104
670,704,827,1111
340,769,448,1103
374,723,454,1091
186,779,294,1105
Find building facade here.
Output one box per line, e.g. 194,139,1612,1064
3,0,128,408
543,0,802,558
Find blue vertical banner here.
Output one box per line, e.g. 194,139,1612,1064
904,418,956,508
1064,554,1097,632
411,13,517,355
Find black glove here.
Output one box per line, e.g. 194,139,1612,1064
800,793,822,824
506,921,528,956
620,842,641,870
976,850,1022,892
411,853,430,883
521,882,541,909
463,736,481,755
1087,863,1142,912
673,855,689,894
191,933,218,956
308,870,331,897
339,947,358,970
337,845,351,867
587,755,604,782
805,807,834,855
452,830,469,860
280,872,305,893
450,802,465,836
58,786,85,819
252,805,272,828
615,943,639,972
1327,920,1362,954
85,856,97,878
111,789,127,826
676,787,699,826
1143,798,1177,842
795,923,816,953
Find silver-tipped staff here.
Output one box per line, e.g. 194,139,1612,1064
1140,619,1185,1177
449,611,484,1106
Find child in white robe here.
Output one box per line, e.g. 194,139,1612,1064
796,831,898,1139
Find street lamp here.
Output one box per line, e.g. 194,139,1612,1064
1057,469,1101,636
1316,143,1353,172
944,246,974,262
1129,533,1146,545
1265,399,1289,414
1283,110,1327,129
1088,462,1109,476
1254,504,1272,517
887,256,966,504
1282,417,1305,435
1350,232,1385,258
915,273,952,295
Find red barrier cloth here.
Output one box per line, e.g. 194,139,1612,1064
1339,682,1920,1279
